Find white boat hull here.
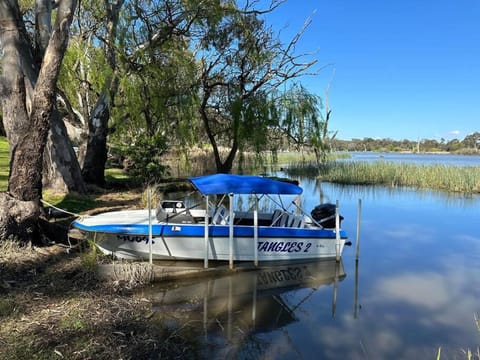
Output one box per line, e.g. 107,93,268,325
74,210,347,261
87,231,346,261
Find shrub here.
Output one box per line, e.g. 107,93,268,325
122,135,170,184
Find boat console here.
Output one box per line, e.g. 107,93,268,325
156,200,195,224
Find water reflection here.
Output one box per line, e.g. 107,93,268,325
143,260,346,357
156,172,480,358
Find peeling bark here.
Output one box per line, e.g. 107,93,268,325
81,0,124,187
0,193,40,243
0,0,77,243
43,113,87,193
81,91,110,187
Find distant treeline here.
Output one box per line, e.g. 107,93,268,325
330,132,480,154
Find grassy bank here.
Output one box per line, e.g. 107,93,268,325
0,137,144,213
0,242,201,359
285,161,480,194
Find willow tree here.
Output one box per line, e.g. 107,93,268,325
278,83,337,166
194,0,317,173
0,0,76,242
109,0,200,146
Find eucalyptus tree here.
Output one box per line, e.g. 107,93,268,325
0,1,86,195
79,0,154,186
57,0,125,187
60,0,204,186
194,0,317,173
0,0,77,242
463,132,480,151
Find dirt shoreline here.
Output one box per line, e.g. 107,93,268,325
0,243,202,360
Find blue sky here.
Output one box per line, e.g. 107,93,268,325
262,0,480,141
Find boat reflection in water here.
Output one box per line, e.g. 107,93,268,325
143,259,346,355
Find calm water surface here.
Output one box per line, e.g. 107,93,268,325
140,161,480,359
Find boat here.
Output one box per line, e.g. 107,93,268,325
71,174,348,264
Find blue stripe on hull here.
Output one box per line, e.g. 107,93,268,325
72,221,347,239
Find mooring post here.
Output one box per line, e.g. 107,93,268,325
253,196,259,267
204,195,209,269
355,198,362,260
354,258,359,319
229,193,234,270
335,200,340,262
148,187,153,265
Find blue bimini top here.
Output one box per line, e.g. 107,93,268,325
189,174,302,195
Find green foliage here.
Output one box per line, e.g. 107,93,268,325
58,37,111,116
275,83,335,165
109,0,201,151
195,1,319,173
333,134,480,154
122,135,169,184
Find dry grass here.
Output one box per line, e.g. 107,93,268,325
0,241,201,359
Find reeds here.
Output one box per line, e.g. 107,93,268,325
285,161,480,194
436,313,480,359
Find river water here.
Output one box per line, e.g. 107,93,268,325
141,154,480,359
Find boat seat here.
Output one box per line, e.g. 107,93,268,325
273,211,290,227
290,215,305,228
211,205,231,225
271,210,305,228
271,209,284,226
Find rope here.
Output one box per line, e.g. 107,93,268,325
40,199,83,218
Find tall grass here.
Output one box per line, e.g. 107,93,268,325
285,161,480,194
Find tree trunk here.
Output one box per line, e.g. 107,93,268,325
43,113,87,194
0,0,77,244
1,1,86,197
0,194,40,243
81,91,110,187
200,98,238,174
81,0,124,187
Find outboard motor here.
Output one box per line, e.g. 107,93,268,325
311,203,344,228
